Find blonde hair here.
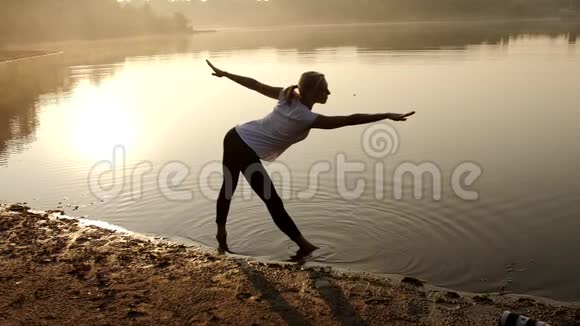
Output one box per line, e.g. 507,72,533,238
284,71,325,105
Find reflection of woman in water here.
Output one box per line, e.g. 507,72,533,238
206,60,415,256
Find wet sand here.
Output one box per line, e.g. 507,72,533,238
1,204,578,325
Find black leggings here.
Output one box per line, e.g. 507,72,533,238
216,127,302,241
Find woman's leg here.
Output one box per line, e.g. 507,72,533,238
216,159,240,226
215,130,242,250
241,159,318,253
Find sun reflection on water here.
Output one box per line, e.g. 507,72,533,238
65,79,140,161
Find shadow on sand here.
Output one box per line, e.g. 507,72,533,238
235,255,368,325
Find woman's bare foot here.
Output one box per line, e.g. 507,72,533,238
295,236,319,256
216,224,229,252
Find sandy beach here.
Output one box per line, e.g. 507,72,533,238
1,204,578,325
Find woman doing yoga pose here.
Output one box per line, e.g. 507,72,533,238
207,59,415,256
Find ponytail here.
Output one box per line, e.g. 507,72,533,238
284,71,324,106
284,85,299,105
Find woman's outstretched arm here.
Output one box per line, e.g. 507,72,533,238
206,59,282,100
311,111,415,130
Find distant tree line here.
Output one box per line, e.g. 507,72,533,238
148,0,580,28
0,0,191,44
1,0,578,43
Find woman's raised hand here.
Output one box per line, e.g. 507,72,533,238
388,111,416,121
206,59,227,78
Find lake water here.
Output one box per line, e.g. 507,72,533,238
1,21,579,301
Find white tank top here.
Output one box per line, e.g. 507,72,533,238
235,90,319,162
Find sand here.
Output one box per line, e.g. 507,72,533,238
1,204,579,325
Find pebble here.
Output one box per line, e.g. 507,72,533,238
315,278,332,289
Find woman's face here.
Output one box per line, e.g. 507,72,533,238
314,78,331,104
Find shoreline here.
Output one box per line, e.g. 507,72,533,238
0,50,62,64
198,16,579,32
0,30,217,65
1,19,577,64
2,18,578,62
1,204,578,325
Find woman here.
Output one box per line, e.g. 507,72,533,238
207,59,415,256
